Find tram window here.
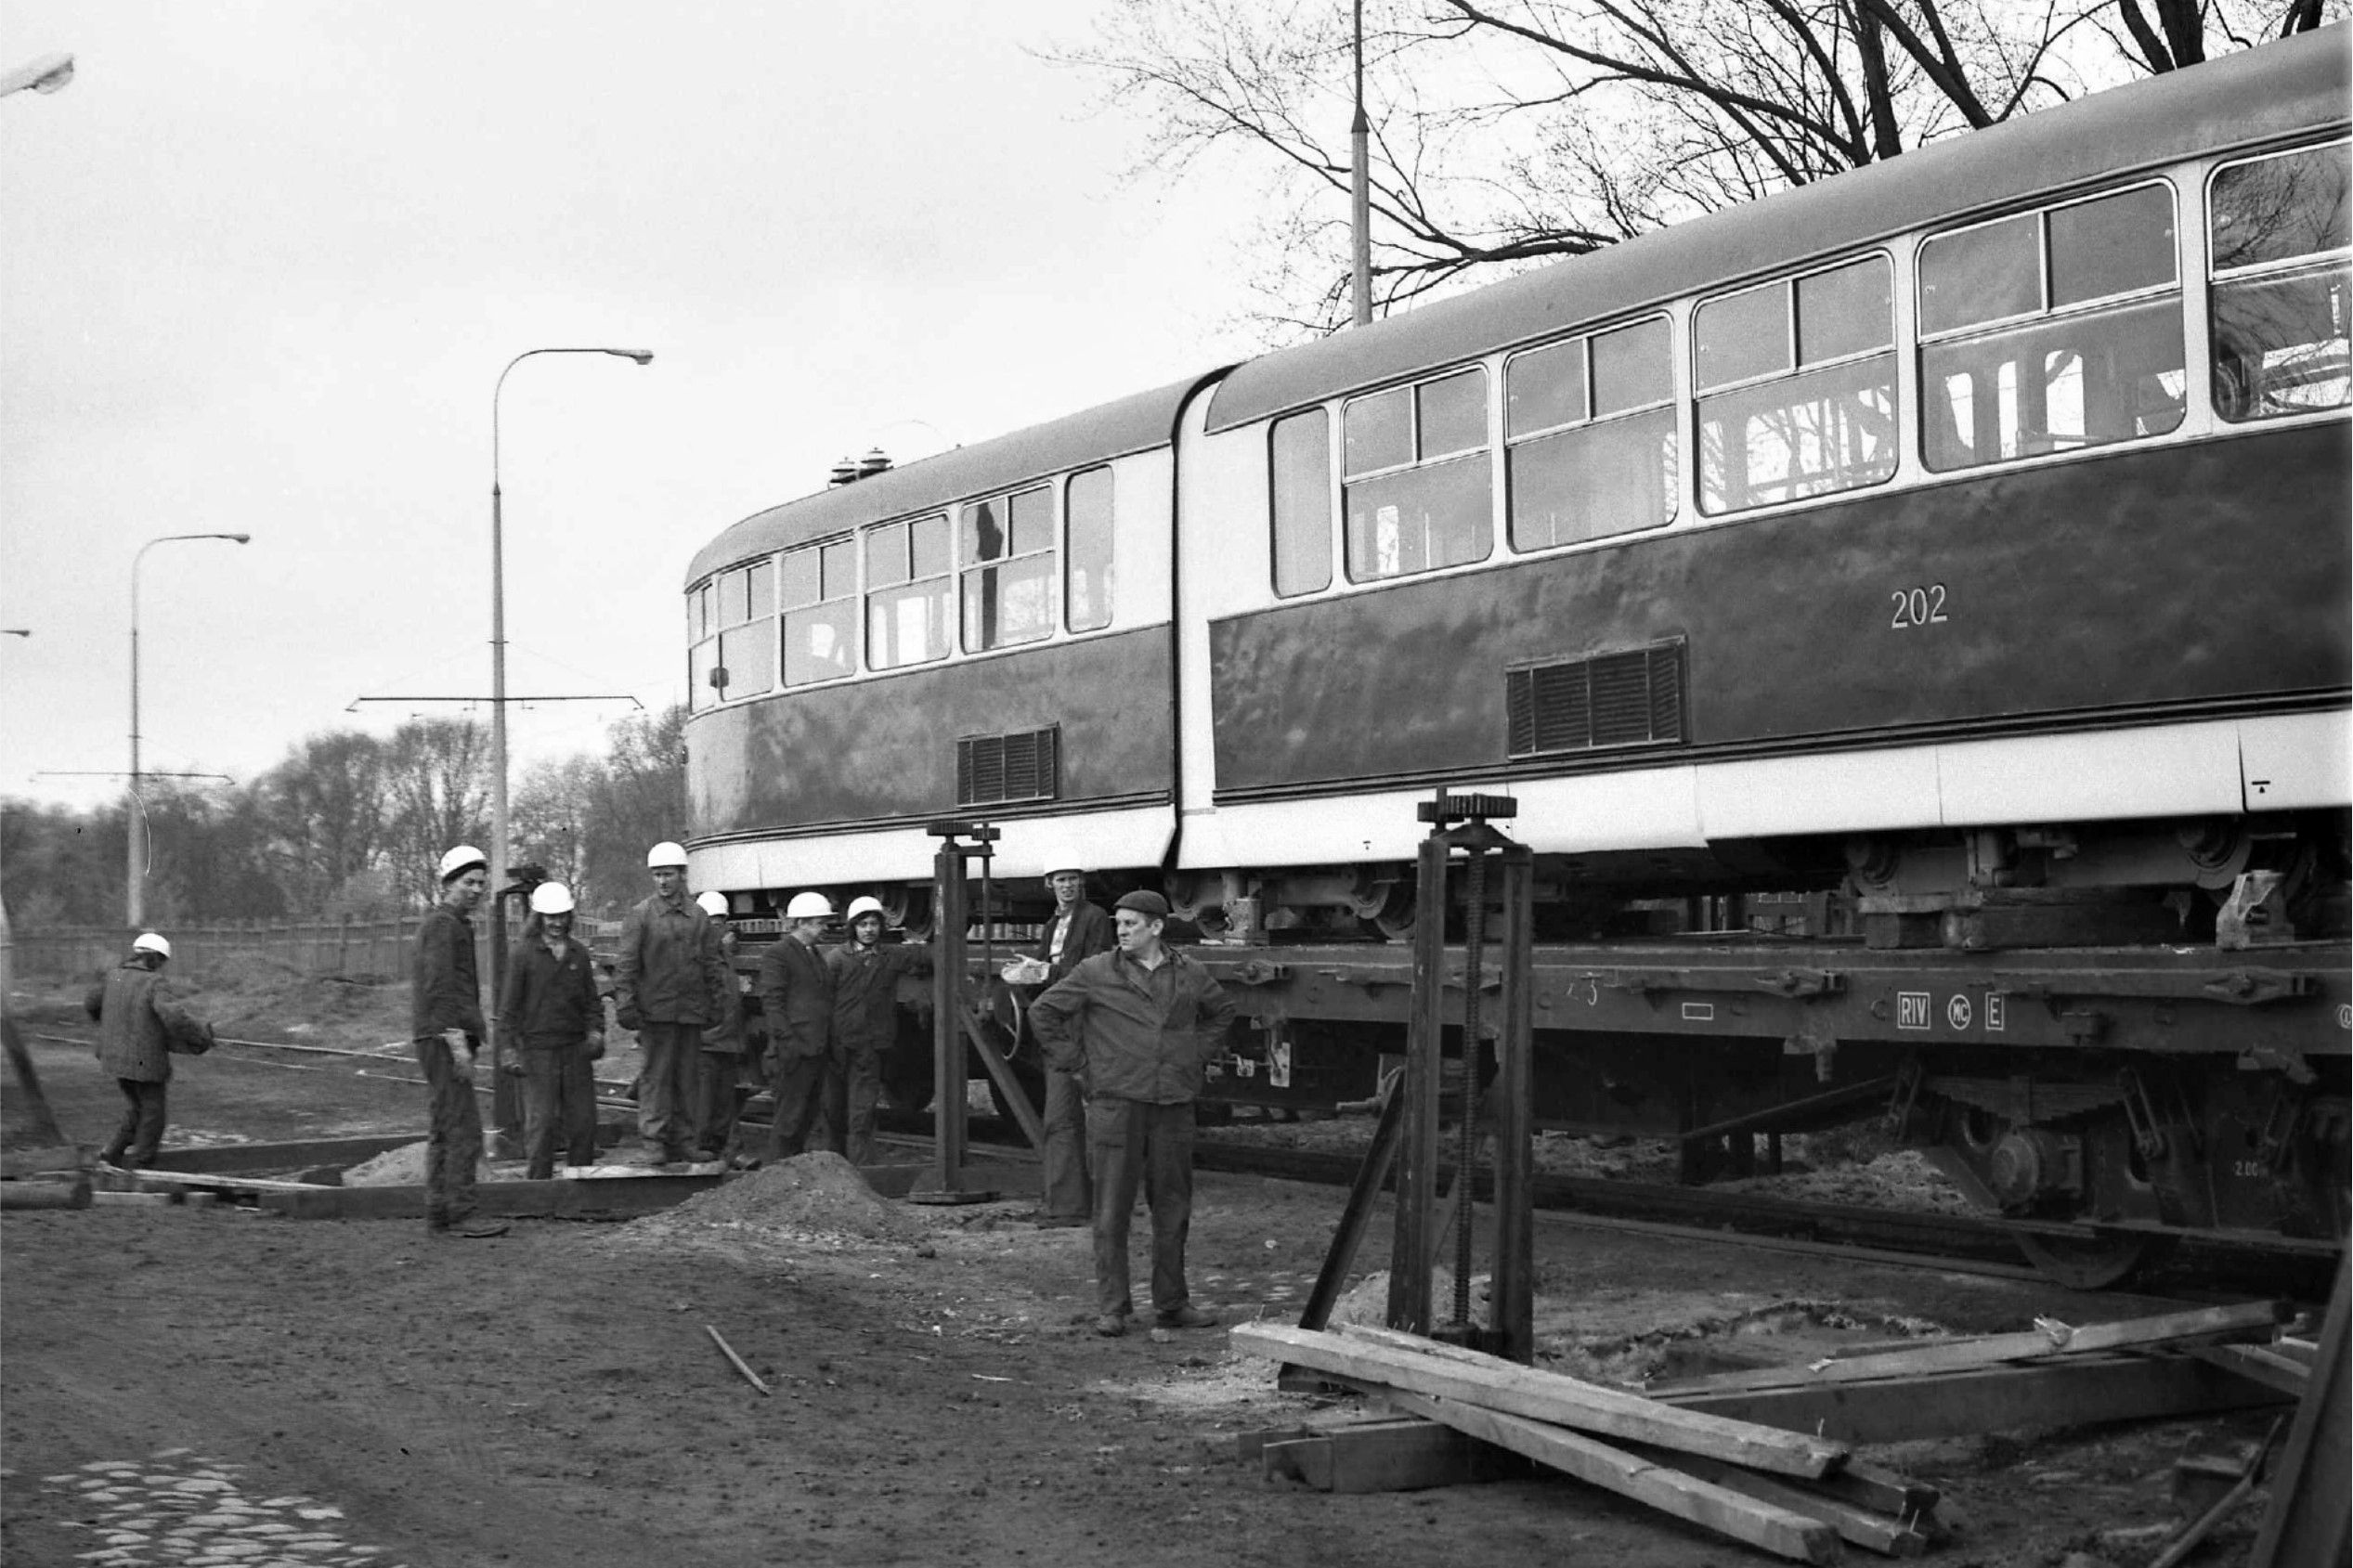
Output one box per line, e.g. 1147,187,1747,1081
699,560,779,701
864,513,952,671
1344,386,1411,476
1065,466,1114,632
2210,141,2352,422
1342,365,1491,582
781,538,855,686
685,579,718,710
1697,255,1896,514
1920,185,2183,472
1506,317,1676,551
960,486,1055,652
1918,213,2041,334
1270,408,1332,597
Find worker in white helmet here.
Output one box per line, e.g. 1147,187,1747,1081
826,894,932,1166
612,841,728,1167
410,845,507,1237
694,889,755,1167
1020,861,1114,1226
497,882,604,1179
758,891,840,1160
83,931,214,1173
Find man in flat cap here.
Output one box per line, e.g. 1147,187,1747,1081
1027,889,1235,1338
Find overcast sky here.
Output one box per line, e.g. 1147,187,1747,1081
0,2,1263,813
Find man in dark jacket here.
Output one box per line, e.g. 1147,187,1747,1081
695,890,754,1168
759,891,840,1160
412,845,507,1238
497,881,604,1179
613,840,728,1167
84,931,214,1172
1028,890,1236,1338
1022,863,1112,1225
826,895,930,1166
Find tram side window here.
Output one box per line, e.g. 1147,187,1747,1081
961,486,1054,652
2209,140,2351,422
864,513,953,671
1343,368,1492,582
1920,182,2185,473
781,538,856,686
1696,256,1897,514
685,579,717,710
1506,317,1676,550
710,560,776,701
1065,466,1115,632
1271,408,1332,596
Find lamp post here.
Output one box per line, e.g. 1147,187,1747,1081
0,52,74,98
130,532,251,929
488,345,653,920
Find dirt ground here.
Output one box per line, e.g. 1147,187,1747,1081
1,963,2306,1568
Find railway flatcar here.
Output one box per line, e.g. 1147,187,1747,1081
684,29,2351,1285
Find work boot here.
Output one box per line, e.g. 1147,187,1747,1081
1092,1314,1127,1338
449,1218,510,1239
1155,1304,1219,1330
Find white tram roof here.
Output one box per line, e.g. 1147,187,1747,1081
687,370,1222,585
1204,21,2351,434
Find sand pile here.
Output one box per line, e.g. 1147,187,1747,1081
647,1151,927,1243
343,1141,489,1186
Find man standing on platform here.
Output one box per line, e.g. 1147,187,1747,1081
695,890,754,1167
826,894,930,1167
760,891,840,1160
613,841,727,1167
1020,862,1112,1226
411,846,508,1238
84,931,214,1173
1028,890,1235,1338
497,881,604,1179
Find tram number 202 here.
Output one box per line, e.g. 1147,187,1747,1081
1888,583,1950,629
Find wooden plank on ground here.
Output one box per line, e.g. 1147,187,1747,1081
1653,1301,2286,1393
1369,1385,1840,1564
1660,1353,2288,1445
1,1145,87,1177
142,1134,423,1173
1231,1321,1848,1479
1809,1458,1940,1522
1622,1442,1929,1557
2189,1342,2311,1397
1261,1418,1528,1493
257,1174,718,1220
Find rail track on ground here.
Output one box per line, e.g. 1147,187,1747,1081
28,1024,2338,1295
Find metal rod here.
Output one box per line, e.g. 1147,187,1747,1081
705,1324,774,1396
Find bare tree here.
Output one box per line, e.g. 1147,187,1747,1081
383,718,491,907
262,731,387,912
511,754,602,902
1056,0,2341,330
580,705,687,917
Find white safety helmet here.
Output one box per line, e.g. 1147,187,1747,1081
1046,862,1086,879
438,844,488,883
528,882,576,915
784,891,835,920
696,890,730,918
131,931,172,959
645,841,688,869
844,895,887,924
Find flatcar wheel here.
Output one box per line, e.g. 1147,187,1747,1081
1369,884,1417,941
2014,1231,2177,1290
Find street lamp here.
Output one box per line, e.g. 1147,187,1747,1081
130,532,251,928
0,53,73,98
488,346,654,924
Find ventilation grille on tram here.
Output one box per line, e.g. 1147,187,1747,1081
1505,641,1685,758
958,725,1060,806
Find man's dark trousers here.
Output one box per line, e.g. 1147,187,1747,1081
1086,1095,1196,1320
518,1047,596,1178
766,1046,846,1160
415,1034,486,1227
102,1079,168,1169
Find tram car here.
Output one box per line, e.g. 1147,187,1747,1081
684,29,2351,1285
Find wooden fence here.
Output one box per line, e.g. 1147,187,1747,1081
6,914,625,989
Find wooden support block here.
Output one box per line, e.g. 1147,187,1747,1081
141,1133,422,1174
1232,1321,1848,1479
92,1189,177,1207
1369,1385,1840,1564
1262,1418,1528,1493
1,1145,88,1178
0,1176,92,1211
1661,1353,2287,1445
2189,1342,2311,1397
1810,1458,1939,1522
